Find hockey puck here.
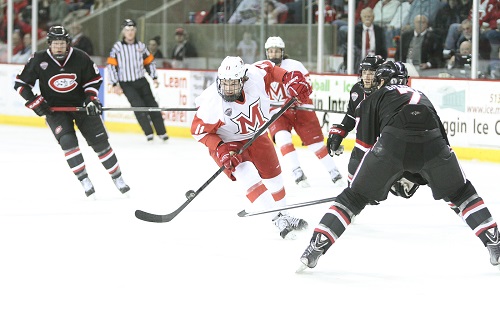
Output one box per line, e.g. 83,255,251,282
185,190,196,199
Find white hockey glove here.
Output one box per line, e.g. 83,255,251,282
83,96,103,116
390,177,419,199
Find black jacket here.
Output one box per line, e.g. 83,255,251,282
395,29,443,68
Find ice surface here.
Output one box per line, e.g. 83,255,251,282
1,124,499,333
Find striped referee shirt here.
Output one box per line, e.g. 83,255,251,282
107,39,157,84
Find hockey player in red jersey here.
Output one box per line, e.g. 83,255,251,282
14,26,130,198
264,36,343,188
191,56,312,239
298,61,500,271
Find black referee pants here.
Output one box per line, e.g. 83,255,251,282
120,78,166,136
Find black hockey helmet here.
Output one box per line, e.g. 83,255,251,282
47,25,71,45
47,26,71,61
394,61,409,85
358,55,385,75
374,61,399,87
359,55,385,94
121,19,137,29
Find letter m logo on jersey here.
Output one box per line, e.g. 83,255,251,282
231,100,267,135
268,82,287,100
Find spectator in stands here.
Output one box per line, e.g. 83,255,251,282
201,0,239,24
11,32,31,63
433,0,463,47
446,39,471,69
401,0,443,33
341,7,387,71
477,0,500,32
256,0,288,24
355,0,379,24
237,31,258,64
395,15,443,71
68,0,94,13
336,0,378,50
489,46,500,79
17,5,46,39
11,29,24,56
68,22,94,55
170,28,198,68
47,0,69,27
38,0,51,30
373,0,400,27
148,36,163,59
228,0,285,24
453,19,492,61
485,19,500,60
385,0,412,49
372,0,402,48
228,0,260,24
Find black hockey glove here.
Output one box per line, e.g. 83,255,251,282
390,177,420,199
83,96,103,116
25,95,52,117
326,124,347,156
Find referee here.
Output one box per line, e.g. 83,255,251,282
107,19,168,142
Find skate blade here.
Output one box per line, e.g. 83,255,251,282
297,180,310,188
332,178,346,188
295,262,308,273
283,231,297,240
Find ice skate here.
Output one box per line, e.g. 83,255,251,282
296,233,330,272
274,212,308,231
330,170,344,186
158,134,169,142
485,228,500,267
273,212,308,239
146,134,154,142
113,175,130,194
272,213,295,240
293,167,310,188
80,177,95,197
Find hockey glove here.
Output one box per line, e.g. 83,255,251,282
326,124,347,156
83,96,103,116
216,142,242,171
25,95,52,117
283,71,312,104
390,177,420,198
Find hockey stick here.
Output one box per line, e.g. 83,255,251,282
237,196,338,217
270,103,345,114
134,97,298,223
50,107,197,112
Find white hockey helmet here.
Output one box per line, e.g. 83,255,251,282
265,36,285,49
217,56,247,102
265,36,285,65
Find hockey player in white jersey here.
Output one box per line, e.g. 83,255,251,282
191,56,312,239
264,36,343,187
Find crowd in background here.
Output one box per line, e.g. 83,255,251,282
1,0,499,79
0,0,114,62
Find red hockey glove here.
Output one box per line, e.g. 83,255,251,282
326,124,347,156
216,142,242,171
283,71,312,104
25,95,52,117
83,95,103,116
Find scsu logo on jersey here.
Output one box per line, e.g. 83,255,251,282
49,74,78,93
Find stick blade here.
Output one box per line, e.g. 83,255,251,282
237,210,248,217
135,209,171,223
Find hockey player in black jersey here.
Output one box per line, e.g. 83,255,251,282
14,25,130,197
326,55,385,183
298,60,500,271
